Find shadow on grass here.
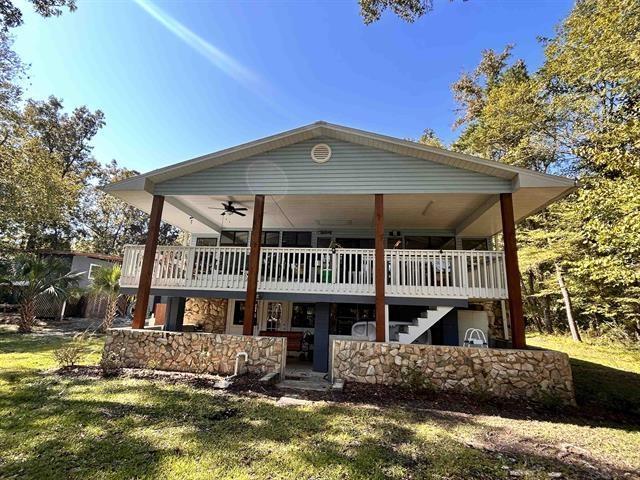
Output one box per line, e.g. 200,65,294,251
1,373,637,479
570,358,640,417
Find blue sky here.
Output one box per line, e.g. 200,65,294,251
13,0,573,173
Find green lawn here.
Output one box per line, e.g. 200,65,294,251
1,327,639,479
528,333,640,416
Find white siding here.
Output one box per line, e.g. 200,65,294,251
155,138,512,196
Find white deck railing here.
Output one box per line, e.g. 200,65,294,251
120,245,508,300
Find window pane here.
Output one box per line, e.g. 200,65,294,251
461,238,489,251
262,231,280,247
317,237,331,248
404,236,430,250
234,231,249,246
232,301,245,325
282,231,312,247
196,237,218,247
291,303,315,328
430,237,456,250
296,232,312,247
430,236,455,249
220,231,235,245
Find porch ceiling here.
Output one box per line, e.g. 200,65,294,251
116,190,567,237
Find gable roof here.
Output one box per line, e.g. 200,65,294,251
102,121,577,236
104,121,576,194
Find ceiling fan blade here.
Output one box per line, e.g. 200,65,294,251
234,207,248,211
235,211,247,217
207,207,225,210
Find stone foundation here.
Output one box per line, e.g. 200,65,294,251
331,340,575,404
103,328,286,377
184,298,227,333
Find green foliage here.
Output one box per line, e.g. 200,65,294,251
400,364,435,393
359,0,433,24
450,0,640,338
89,264,121,332
0,0,77,31
0,255,82,332
52,331,90,368
0,32,181,254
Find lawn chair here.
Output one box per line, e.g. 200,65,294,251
463,328,488,348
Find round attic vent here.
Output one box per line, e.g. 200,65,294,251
311,143,332,163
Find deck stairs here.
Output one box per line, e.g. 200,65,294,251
397,306,454,344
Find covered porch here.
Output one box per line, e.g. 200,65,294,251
104,122,576,354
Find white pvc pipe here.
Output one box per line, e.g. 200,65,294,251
233,352,248,377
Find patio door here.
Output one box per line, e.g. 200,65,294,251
225,299,247,335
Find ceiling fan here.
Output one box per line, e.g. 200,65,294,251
208,200,248,217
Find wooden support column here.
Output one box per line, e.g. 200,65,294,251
132,194,164,329
243,194,265,335
374,194,386,342
500,192,526,349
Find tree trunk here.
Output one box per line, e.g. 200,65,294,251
520,274,544,333
555,264,581,342
18,300,36,333
543,296,554,333
101,296,118,333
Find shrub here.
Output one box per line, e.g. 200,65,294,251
401,364,435,393
53,332,89,368
100,350,121,378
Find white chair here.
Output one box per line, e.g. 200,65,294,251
463,328,488,348
351,321,376,341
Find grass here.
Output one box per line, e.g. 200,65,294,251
527,333,640,416
0,326,639,479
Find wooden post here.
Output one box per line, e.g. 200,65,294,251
374,194,386,342
243,194,265,335
132,195,164,330
500,192,526,349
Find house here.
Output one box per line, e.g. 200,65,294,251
36,251,122,318
101,122,576,401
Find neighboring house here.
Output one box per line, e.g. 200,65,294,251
103,122,576,374
36,251,122,318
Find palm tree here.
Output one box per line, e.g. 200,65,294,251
89,264,121,332
0,255,82,333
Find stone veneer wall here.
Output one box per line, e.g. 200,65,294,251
183,298,228,333
468,301,507,341
103,328,286,377
332,340,575,404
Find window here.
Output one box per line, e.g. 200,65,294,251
196,237,218,247
335,238,375,248
461,238,489,251
262,231,280,247
232,301,245,325
265,302,283,331
282,231,312,248
221,231,249,246
88,264,101,279
291,303,315,328
404,236,456,250
232,300,256,326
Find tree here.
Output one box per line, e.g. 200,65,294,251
0,255,81,333
418,128,445,148
448,0,640,340
23,96,105,180
359,0,433,24
0,0,76,31
89,264,121,332
0,96,106,251
74,160,181,255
